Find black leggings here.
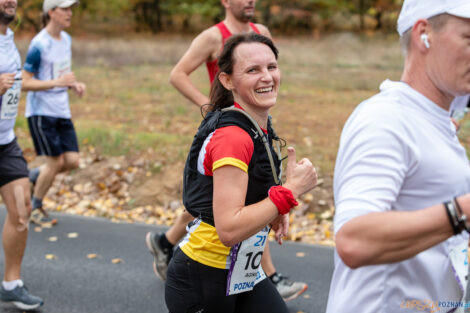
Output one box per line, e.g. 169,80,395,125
165,248,288,313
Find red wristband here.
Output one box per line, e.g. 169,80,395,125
268,186,298,215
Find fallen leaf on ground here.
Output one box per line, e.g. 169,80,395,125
34,149,336,247
34,227,42,232
48,236,58,242
67,232,79,238
45,254,56,260
111,258,123,264
87,254,99,259
296,252,306,258
303,294,310,299
303,193,314,203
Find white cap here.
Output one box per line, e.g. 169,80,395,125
43,0,78,13
397,0,470,36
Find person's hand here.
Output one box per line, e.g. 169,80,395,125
283,147,317,198
71,82,86,97
0,73,15,95
54,72,76,88
271,213,289,245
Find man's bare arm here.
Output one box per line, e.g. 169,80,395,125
169,28,221,107
255,24,272,39
21,70,76,91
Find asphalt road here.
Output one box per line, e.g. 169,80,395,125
0,207,334,313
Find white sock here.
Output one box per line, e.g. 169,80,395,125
2,279,23,291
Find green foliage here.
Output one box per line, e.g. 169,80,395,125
80,0,130,17
162,0,220,17
14,0,404,34
16,0,43,31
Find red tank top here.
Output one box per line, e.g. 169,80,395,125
206,22,261,84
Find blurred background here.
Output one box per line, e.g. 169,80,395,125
11,0,468,246
14,0,403,35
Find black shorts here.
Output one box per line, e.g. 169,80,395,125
0,138,29,187
28,115,79,157
165,248,288,313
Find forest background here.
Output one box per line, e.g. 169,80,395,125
16,0,403,34
11,0,468,246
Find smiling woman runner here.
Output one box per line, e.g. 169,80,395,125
164,33,318,313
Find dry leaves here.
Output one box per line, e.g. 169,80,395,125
41,223,53,229
38,147,336,246
45,254,56,260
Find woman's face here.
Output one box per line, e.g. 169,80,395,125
228,42,280,111
49,6,73,29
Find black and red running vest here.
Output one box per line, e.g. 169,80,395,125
183,109,281,226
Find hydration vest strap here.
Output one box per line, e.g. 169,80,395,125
221,107,281,185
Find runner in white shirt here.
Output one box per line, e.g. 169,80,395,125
327,1,470,313
0,0,44,310
451,95,470,123
22,0,85,226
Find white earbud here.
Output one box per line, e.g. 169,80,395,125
421,34,430,49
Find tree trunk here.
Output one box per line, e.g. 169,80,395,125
359,0,365,30
375,11,382,30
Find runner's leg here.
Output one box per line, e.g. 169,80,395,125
1,178,30,281
32,155,64,200
146,210,195,280
61,151,79,172
236,277,288,313
263,240,308,301
165,210,194,245
261,241,276,276
165,248,236,313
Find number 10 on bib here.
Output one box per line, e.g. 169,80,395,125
226,227,269,295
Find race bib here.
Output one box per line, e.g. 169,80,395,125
226,227,269,295
1,79,21,120
53,59,71,79
449,240,468,302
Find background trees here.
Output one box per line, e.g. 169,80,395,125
15,0,404,34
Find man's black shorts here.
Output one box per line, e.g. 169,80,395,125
28,115,79,157
0,138,29,187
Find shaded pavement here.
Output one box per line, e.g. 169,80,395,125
0,207,334,313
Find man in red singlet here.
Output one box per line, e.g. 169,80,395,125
145,0,308,302
168,0,270,107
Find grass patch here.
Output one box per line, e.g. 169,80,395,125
78,127,130,156
18,33,468,177
77,122,192,159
